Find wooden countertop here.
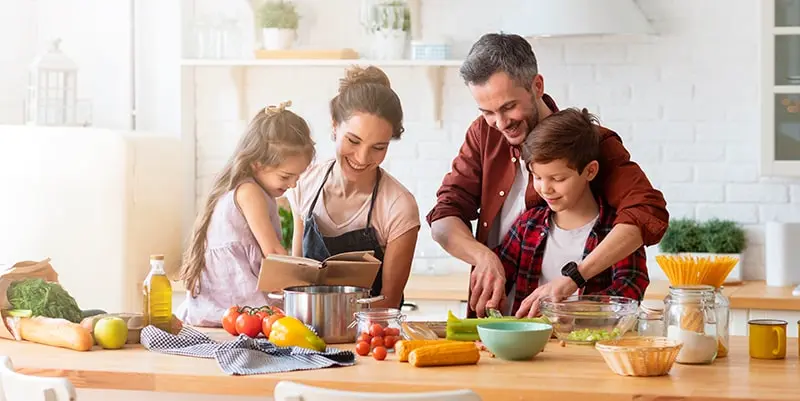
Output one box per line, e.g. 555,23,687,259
644,280,800,311
5,332,800,400
407,273,800,311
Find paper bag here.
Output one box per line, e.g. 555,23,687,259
0,258,59,340
257,251,381,293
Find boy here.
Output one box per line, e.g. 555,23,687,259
494,108,650,318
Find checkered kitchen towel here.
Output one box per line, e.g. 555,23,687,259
140,325,355,375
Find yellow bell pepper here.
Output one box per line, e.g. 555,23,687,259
268,316,327,352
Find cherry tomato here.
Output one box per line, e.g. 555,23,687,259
357,333,372,344
270,306,284,315
369,323,384,337
222,306,242,336
372,346,387,361
235,311,262,338
384,327,400,336
254,306,271,321
355,341,371,356
370,336,384,348
383,335,397,349
261,312,284,338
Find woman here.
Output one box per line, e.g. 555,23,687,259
287,65,420,309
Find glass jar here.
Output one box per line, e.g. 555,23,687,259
352,308,405,351
715,287,731,358
637,300,665,336
664,285,719,365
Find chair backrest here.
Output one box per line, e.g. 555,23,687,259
273,381,482,401
0,357,76,401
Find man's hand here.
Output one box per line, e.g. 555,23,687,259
469,251,507,317
515,276,578,318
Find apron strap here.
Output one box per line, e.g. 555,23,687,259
366,168,382,228
306,161,336,220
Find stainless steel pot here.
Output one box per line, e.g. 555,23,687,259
268,285,384,344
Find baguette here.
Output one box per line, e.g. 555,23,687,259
18,316,93,351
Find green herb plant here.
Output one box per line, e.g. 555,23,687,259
375,1,410,31
7,278,83,323
659,218,746,254
279,205,293,251
258,0,300,30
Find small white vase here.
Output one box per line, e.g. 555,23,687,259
262,28,296,50
370,29,407,60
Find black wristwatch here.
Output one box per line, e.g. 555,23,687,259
561,261,586,288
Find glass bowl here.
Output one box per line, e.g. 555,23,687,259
539,295,639,345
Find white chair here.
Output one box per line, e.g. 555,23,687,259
0,356,76,401
273,381,481,401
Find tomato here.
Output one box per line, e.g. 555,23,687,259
372,346,387,361
270,306,284,315
235,311,263,338
261,312,284,338
384,327,400,336
355,341,370,356
254,307,270,321
383,335,397,349
357,333,372,344
222,306,242,336
369,323,384,337
370,336,384,348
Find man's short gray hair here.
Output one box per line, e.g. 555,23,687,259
459,33,538,90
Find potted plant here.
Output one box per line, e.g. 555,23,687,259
367,0,410,60
658,218,747,284
257,0,299,50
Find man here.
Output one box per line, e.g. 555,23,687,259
426,33,668,317
496,107,649,317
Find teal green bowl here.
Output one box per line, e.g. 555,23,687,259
477,322,553,361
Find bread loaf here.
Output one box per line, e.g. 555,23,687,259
18,316,93,351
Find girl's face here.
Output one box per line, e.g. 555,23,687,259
333,112,393,182
253,154,311,198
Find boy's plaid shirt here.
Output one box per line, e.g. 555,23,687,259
494,196,650,314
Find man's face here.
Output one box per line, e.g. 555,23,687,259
468,71,543,146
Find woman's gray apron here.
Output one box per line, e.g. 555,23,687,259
301,161,403,308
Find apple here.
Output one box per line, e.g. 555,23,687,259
94,317,128,350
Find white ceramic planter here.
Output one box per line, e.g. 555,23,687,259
370,29,407,60
262,28,296,50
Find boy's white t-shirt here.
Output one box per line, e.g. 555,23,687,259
538,214,599,290
287,159,421,248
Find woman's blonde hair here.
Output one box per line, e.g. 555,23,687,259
179,101,315,297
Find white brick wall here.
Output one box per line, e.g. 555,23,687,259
190,0,799,280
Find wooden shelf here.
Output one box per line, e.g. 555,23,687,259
183,58,461,127
180,58,463,67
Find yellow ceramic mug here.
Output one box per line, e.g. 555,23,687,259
748,319,787,359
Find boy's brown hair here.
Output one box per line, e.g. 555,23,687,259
521,107,600,174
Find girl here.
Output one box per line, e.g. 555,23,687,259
177,101,315,327
288,66,420,309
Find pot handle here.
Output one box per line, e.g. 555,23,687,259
356,295,385,304
267,291,283,300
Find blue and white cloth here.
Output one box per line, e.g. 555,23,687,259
140,325,355,376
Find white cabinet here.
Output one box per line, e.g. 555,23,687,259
747,309,800,337
761,0,800,176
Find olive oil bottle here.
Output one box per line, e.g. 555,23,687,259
142,254,172,331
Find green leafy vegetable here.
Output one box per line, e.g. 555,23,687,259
7,278,83,323
565,327,621,343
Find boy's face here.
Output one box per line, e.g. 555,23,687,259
530,158,599,213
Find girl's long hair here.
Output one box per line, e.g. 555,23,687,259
179,101,315,297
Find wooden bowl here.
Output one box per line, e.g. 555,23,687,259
595,336,683,377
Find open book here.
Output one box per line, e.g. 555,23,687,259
257,251,381,293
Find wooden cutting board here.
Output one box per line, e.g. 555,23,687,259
254,48,360,59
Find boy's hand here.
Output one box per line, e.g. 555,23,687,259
515,276,578,318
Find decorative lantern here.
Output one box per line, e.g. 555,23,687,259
26,38,79,126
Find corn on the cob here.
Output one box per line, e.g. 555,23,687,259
395,339,453,362
408,342,481,367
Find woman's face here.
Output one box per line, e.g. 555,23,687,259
333,112,393,182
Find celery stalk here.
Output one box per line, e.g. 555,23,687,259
444,310,551,342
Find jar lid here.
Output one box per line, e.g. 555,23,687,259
639,300,664,318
